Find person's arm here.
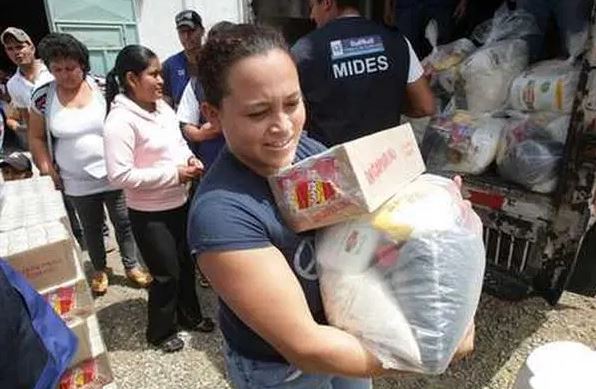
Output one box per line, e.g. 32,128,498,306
17,108,29,128
177,81,220,143
28,109,62,189
4,104,22,132
199,246,387,377
403,77,435,118
384,0,396,26
403,38,436,118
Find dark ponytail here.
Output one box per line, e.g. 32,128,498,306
105,70,120,112
105,45,157,110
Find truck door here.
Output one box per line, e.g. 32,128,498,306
44,0,140,75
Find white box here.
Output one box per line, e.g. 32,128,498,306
269,124,425,232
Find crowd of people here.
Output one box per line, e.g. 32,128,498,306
0,0,593,388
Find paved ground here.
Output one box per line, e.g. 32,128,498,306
92,249,596,389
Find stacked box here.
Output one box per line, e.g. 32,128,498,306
269,124,426,232
0,221,82,291
68,315,107,367
0,176,115,388
0,176,68,232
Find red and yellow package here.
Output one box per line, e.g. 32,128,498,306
59,359,97,389
45,285,76,316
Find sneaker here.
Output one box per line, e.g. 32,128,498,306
91,270,109,295
154,334,184,353
126,267,153,288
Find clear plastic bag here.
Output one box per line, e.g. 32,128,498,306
422,21,476,112
421,110,506,175
316,174,485,374
496,113,570,193
471,3,541,46
509,60,581,113
460,39,529,113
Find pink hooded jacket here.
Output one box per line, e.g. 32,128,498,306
103,94,194,212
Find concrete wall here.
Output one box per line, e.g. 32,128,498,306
135,0,246,61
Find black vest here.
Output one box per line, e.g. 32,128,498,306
293,17,410,146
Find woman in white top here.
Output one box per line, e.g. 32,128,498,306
28,33,151,295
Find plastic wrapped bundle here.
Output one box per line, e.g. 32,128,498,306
423,38,477,75
460,39,529,113
496,114,570,193
422,22,476,112
421,110,506,175
316,174,485,374
471,3,541,46
509,60,581,113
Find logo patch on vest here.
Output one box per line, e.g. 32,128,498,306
329,35,389,79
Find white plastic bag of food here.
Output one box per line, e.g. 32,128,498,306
471,3,541,46
496,113,570,193
423,38,477,75
421,110,506,175
422,21,476,111
509,60,581,113
460,39,529,113
317,174,485,374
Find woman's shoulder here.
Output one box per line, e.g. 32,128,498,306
30,80,56,115
295,135,327,161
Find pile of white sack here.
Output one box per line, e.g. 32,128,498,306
414,3,586,194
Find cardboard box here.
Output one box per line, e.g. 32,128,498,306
40,277,94,323
269,124,425,231
0,176,67,232
68,314,107,367
0,221,83,290
59,353,114,389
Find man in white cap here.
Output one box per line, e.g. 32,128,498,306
1,27,53,145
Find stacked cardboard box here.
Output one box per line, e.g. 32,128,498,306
0,176,115,388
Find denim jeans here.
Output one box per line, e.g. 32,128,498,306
224,344,373,389
517,0,593,60
67,190,139,271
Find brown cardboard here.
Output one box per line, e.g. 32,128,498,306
269,124,425,232
2,238,82,291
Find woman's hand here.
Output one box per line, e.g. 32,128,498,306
178,157,204,183
451,321,475,363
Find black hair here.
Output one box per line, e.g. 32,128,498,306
37,33,90,73
317,0,360,9
206,21,236,41
105,45,157,108
197,24,289,107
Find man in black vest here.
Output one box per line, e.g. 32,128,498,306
292,0,435,147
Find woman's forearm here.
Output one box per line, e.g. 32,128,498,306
284,324,388,378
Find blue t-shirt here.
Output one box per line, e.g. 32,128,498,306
188,135,327,362
162,51,189,108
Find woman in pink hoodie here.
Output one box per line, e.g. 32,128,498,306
103,45,214,353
